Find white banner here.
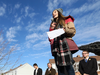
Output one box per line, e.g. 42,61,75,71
47,28,65,39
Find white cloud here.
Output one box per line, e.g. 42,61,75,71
67,3,100,44
15,4,20,9
0,3,6,16
0,7,5,16
25,31,49,49
14,14,18,18
24,51,51,58
47,0,77,12
26,24,34,32
26,33,38,40
28,51,51,58
36,20,50,31
47,0,59,12
16,46,21,51
32,39,49,50
65,0,100,16
25,42,31,48
13,16,22,23
25,6,29,17
26,16,51,33
73,9,100,42
26,23,34,32
74,10,100,27
24,6,35,18
25,32,49,49
29,13,35,18
6,26,21,41
21,8,24,14
74,23,100,42
25,32,39,48
26,19,50,33
26,32,48,41
25,15,51,50
30,51,50,56
0,35,3,42
3,3,6,8
59,0,77,7
16,17,22,23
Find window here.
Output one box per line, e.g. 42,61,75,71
74,64,76,68
73,64,76,70
77,65,79,68
99,64,100,70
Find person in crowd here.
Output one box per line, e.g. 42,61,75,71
79,50,98,75
45,63,56,75
33,63,42,75
48,8,78,75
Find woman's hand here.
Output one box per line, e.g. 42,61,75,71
50,22,57,29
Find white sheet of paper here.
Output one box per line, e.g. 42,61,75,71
47,28,65,39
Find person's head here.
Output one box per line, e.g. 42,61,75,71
82,50,89,58
52,8,63,19
33,63,38,69
47,63,52,68
52,10,59,19
52,8,66,27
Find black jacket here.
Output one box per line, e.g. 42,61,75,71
34,68,42,75
79,57,98,75
45,67,56,75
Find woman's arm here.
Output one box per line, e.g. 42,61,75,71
48,22,57,42
64,16,76,37
65,22,76,37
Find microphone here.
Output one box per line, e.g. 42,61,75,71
51,18,56,23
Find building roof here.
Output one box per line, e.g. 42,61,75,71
4,64,23,74
49,59,55,63
3,63,31,74
74,55,100,62
49,55,100,63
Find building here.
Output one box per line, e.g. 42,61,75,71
3,63,34,75
49,55,100,75
49,59,58,73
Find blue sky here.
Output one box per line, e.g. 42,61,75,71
0,0,100,73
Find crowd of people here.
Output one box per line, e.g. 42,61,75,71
33,50,98,75
33,51,98,75
33,63,56,75
33,8,98,75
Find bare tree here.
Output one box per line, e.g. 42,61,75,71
0,31,20,72
78,41,100,56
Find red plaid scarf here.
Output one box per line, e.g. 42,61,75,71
50,16,78,66
51,28,73,66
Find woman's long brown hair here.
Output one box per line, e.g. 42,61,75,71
57,11,66,28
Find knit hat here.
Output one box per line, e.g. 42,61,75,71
56,8,63,14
